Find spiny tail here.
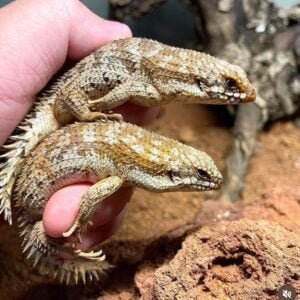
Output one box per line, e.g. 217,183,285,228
0,100,58,224
19,217,112,284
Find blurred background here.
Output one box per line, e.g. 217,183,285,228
0,0,297,17
0,0,297,47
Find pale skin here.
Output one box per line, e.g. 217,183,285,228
0,0,160,250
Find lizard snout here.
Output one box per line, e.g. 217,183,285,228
245,86,256,103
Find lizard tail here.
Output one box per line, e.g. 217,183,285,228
0,125,36,224
18,217,112,284
0,102,59,224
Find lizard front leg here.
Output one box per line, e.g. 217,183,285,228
54,81,161,125
63,176,124,241
88,81,161,110
54,88,123,125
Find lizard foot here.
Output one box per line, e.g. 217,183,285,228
103,111,123,122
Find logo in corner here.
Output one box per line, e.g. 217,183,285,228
277,284,297,300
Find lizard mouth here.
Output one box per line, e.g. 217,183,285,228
210,88,256,104
192,177,223,191
171,176,222,192
225,92,245,104
225,87,256,104
208,91,247,104
207,177,223,190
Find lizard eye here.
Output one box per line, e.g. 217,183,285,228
225,78,238,91
196,169,210,181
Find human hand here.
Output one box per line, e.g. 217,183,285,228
0,0,160,250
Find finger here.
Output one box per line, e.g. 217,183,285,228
80,207,127,251
89,186,132,229
0,0,131,144
66,0,131,60
43,183,131,238
115,104,161,126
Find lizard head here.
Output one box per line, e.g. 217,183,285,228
162,144,223,192
195,55,256,104
129,139,223,192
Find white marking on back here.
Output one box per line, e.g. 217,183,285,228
152,140,162,146
132,145,144,153
83,128,96,143
103,135,119,145
121,135,137,144
163,154,171,162
135,129,144,138
172,148,179,156
151,148,159,155
149,154,160,163
144,45,162,58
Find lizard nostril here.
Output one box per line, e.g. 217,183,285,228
247,88,256,102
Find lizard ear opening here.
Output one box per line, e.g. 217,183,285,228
166,171,176,182
196,78,208,88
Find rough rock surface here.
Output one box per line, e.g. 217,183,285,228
192,187,300,235
135,187,300,300
151,219,300,300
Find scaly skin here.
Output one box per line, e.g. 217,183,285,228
14,120,223,284
0,37,255,223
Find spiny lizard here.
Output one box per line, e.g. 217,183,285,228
0,37,255,224
14,120,223,284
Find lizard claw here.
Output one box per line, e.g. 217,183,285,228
62,221,79,238
62,220,93,243
73,249,106,261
